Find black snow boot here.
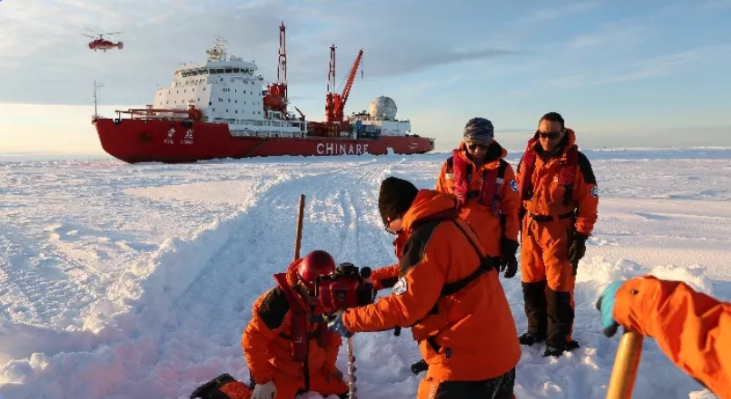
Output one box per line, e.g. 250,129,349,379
518,331,546,346
543,340,580,357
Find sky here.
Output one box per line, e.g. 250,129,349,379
1,0,730,155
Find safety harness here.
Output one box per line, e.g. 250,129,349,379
403,217,495,355
271,273,330,391
518,140,579,206
448,153,509,216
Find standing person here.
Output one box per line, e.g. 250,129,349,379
435,117,520,280
597,275,731,398
516,112,599,357
326,177,521,399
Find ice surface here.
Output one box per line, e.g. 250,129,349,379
1,149,729,398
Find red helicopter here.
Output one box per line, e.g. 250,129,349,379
82,31,124,52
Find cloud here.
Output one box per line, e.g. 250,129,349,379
512,1,604,25
546,45,730,88
565,22,650,49
0,0,522,106
700,0,731,9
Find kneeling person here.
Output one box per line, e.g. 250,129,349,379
242,250,348,399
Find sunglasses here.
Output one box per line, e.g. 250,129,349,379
537,131,562,139
466,142,490,151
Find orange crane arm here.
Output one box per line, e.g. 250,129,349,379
340,49,363,110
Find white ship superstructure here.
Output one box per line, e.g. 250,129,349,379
153,37,305,137
347,96,411,137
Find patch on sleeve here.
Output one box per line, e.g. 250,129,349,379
392,277,408,295
591,186,599,198
510,179,518,192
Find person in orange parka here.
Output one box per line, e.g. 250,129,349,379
597,275,731,399
516,111,599,357
435,117,520,279
325,177,521,399
241,250,349,399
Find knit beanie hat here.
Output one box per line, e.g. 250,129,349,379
378,177,419,226
463,117,494,144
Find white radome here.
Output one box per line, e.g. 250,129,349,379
368,96,398,120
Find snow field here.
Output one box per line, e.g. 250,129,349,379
1,148,730,398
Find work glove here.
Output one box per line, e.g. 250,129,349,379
252,380,276,399
568,232,588,273
499,238,519,278
595,281,624,337
325,310,353,338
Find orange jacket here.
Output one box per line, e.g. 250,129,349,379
614,276,731,398
341,190,521,381
517,129,598,236
371,264,399,290
241,262,341,384
436,141,520,257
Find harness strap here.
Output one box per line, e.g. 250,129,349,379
272,273,312,391
529,211,575,223
418,220,494,356
440,220,494,296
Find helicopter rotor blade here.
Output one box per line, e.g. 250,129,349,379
103,32,124,36
81,33,96,38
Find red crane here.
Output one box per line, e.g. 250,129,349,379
263,22,288,116
325,45,363,123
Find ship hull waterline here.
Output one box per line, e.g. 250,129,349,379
94,118,435,164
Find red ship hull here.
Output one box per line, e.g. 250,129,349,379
94,118,435,164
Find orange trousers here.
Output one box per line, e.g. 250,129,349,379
520,215,576,346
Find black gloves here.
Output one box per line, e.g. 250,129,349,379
500,238,519,278
568,232,588,274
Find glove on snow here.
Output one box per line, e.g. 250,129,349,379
326,310,353,338
499,238,519,278
568,232,588,273
252,380,276,399
595,281,624,337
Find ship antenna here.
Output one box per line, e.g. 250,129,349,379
206,35,228,62
93,80,104,118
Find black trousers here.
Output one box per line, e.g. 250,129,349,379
432,367,515,399
523,280,574,346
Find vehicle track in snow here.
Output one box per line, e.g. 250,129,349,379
2,153,728,399
122,158,400,398
0,157,402,398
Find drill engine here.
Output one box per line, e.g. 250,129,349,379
314,262,376,312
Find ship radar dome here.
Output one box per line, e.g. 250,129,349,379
368,96,398,121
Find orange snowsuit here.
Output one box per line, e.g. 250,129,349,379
516,128,598,348
614,276,731,399
341,190,521,398
241,261,347,399
435,141,520,258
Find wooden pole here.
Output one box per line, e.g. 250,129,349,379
294,194,305,261
606,331,644,399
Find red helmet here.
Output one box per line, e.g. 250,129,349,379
297,250,336,288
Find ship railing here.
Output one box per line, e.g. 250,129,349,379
115,105,202,121
230,130,304,138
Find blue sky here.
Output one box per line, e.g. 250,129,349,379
1,0,730,155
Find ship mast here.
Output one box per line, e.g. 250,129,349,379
93,80,104,118
278,22,287,99
262,22,289,116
